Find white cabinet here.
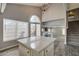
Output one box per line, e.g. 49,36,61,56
31,50,44,56
18,42,54,56
19,44,31,56
45,43,54,56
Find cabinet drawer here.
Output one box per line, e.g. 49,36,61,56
45,43,54,56
19,44,31,56
31,50,44,56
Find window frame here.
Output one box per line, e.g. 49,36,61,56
3,18,29,42
30,15,41,37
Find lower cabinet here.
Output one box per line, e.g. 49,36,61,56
31,50,45,56
19,44,31,56
18,43,54,56
45,43,54,56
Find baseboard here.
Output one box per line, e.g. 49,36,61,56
0,44,18,52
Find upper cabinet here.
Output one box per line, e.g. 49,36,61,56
67,3,79,10
67,8,79,22
42,3,66,22
67,3,79,22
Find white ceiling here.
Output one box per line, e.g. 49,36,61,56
18,3,46,7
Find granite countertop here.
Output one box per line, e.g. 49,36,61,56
18,36,56,52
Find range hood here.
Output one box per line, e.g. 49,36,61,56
0,3,7,13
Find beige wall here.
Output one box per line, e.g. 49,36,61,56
42,3,66,22
0,3,42,49
4,4,42,22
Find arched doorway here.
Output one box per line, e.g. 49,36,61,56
30,15,41,37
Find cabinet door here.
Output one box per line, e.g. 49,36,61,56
45,43,54,56
31,50,44,56
19,44,31,56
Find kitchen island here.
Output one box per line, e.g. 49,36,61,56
18,36,56,56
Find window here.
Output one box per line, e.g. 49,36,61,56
30,15,40,23
3,18,29,42
30,15,41,37
30,24,36,36
17,21,28,38
36,24,41,36
3,19,17,41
